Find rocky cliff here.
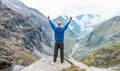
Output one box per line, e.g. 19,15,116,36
0,0,54,70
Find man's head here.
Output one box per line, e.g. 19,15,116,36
57,22,62,27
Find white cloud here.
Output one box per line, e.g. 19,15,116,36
63,0,120,15
19,0,120,18
19,0,74,18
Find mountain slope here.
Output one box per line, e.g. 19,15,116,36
86,16,120,47
0,0,54,69
82,41,120,68
72,16,120,62
0,0,53,55
72,16,120,70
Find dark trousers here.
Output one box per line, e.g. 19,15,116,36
54,42,64,63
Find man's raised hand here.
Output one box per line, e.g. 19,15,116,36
48,16,50,19
70,16,72,21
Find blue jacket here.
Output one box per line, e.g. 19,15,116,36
49,20,71,42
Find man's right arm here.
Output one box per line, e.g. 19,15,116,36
63,16,72,31
48,16,56,29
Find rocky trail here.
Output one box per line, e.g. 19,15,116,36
20,55,117,71
21,56,71,71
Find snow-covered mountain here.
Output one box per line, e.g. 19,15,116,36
74,14,101,38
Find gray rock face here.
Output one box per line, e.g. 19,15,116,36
0,0,53,55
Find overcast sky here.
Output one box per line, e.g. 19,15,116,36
20,0,120,18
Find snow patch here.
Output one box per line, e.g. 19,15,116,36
19,25,23,29
13,4,21,9
73,14,102,34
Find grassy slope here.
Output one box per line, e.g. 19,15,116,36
81,41,120,68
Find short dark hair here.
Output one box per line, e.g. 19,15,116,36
57,23,61,26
